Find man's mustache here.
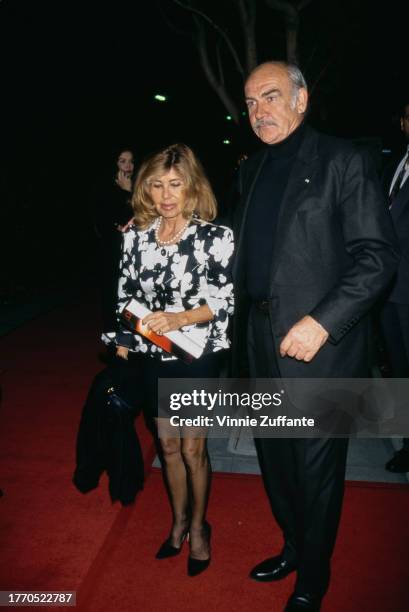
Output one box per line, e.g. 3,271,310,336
255,119,276,128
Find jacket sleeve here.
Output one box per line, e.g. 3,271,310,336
309,150,400,343
205,226,235,323
102,229,138,349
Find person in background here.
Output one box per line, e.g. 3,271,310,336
95,147,136,332
104,143,234,576
381,101,409,473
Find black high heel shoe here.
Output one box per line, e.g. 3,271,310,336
187,521,211,576
155,526,189,559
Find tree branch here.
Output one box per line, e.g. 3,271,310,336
155,0,193,39
264,0,298,24
304,43,318,72
308,57,331,98
238,0,258,76
264,0,300,63
172,0,244,76
194,17,240,124
216,41,225,89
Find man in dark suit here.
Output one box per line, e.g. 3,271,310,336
381,101,409,473
231,61,399,611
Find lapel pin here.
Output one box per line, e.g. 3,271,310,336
304,178,310,183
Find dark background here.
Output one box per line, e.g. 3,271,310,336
1,0,408,294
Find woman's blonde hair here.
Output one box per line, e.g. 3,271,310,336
132,143,217,229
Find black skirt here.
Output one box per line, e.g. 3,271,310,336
131,350,228,419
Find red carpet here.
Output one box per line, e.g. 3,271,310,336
1,294,409,611
0,295,154,594
75,473,409,612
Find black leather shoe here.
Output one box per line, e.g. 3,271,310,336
284,592,322,611
249,554,297,582
385,448,409,473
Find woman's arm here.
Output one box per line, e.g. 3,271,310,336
114,234,137,359
204,226,235,323
109,230,139,357
143,304,214,335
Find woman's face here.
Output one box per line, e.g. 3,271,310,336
117,151,134,176
148,168,186,221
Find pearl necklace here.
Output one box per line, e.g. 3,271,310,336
154,216,190,246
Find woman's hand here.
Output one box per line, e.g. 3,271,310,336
117,217,134,233
116,346,129,360
143,305,213,335
142,311,186,335
115,170,132,192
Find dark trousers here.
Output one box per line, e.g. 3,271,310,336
248,304,348,596
380,301,409,449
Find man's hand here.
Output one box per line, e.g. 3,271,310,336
279,315,329,362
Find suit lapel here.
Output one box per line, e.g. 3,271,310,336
268,126,319,289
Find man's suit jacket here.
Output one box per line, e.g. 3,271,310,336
232,126,399,378
382,153,409,304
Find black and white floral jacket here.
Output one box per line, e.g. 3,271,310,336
103,218,235,357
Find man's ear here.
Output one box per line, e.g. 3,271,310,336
296,88,308,114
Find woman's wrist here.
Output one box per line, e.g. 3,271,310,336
178,305,213,328
178,312,190,327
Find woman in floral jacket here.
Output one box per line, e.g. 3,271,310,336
104,143,234,576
